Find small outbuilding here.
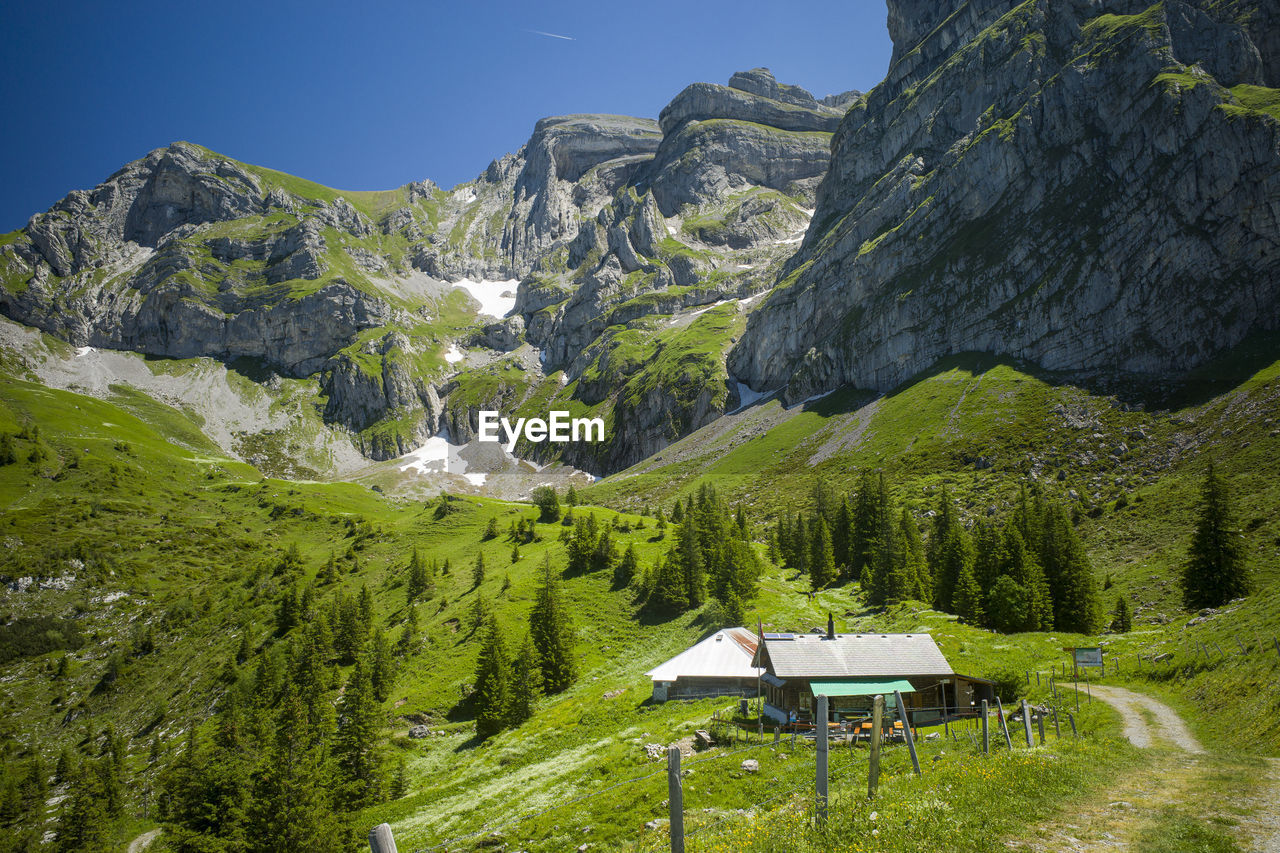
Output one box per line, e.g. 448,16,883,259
646,627,763,702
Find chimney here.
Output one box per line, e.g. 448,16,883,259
826,612,835,640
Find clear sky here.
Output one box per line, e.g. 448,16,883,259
1,1,893,231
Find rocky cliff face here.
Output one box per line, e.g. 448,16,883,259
730,0,1280,402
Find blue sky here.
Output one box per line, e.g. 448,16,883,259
1,1,892,231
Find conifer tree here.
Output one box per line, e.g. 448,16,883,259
472,552,487,589
1182,464,1250,610
335,655,383,807
529,557,576,693
953,562,985,625
1041,504,1101,632
648,554,688,613
509,633,542,726
898,509,930,602
675,511,706,607
615,543,640,589
809,515,836,590
248,683,342,852
984,575,1025,633
1111,596,1133,633
473,616,512,738
369,630,396,703
398,606,418,656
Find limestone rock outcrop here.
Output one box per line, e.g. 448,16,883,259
730,0,1280,403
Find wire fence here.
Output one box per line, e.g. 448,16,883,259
403,692,1091,853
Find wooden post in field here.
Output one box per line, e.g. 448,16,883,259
667,746,685,853
1214,642,1226,659
995,698,1013,750
1052,708,1061,738
1026,670,1031,686
1021,701,1034,748
369,823,397,853
1036,670,1040,686
981,700,990,754
895,690,921,776
1236,636,1247,656
816,694,829,823
868,694,884,799
1037,713,1046,745
774,726,780,745
1067,713,1078,737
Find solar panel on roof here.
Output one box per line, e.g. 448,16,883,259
763,633,796,640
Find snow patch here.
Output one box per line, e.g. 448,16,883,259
75,346,94,357
727,380,775,414
800,389,836,405
397,434,456,475
453,279,519,319
459,187,477,204
444,344,464,364
463,472,488,487
739,292,765,307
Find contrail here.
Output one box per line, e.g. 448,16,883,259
528,29,574,40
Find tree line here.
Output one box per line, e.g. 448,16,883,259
773,475,1104,634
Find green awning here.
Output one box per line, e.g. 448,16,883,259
809,678,916,697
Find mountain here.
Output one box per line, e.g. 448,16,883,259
729,0,1280,401
3,3,1280,851
0,69,848,476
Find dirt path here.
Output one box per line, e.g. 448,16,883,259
1007,686,1251,852
127,828,161,853
1087,685,1204,753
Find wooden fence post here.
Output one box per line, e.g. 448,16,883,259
868,694,884,799
774,726,780,745
1052,708,1060,738
995,698,1013,750
895,690,921,776
1236,636,1247,656
1273,638,1280,661
1037,713,1046,745
668,746,685,853
1021,701,1034,748
816,694,829,824
981,699,990,754
369,823,397,853
1026,670,1031,686
1067,713,1078,737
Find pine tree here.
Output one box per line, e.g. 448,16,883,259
335,656,383,807
898,509,930,602
472,552,487,589
249,683,342,852
473,616,512,738
529,558,576,693
369,630,396,703
953,563,985,625
531,486,561,523
615,543,640,589
398,606,419,656
985,575,1025,634
483,517,499,540
57,759,113,853
1111,596,1133,633
0,433,14,465
565,485,579,506
390,758,408,800
511,542,521,563
407,549,429,603
509,633,541,726
808,515,835,590
648,554,688,613
469,593,490,632
1182,464,1250,610
1041,504,1101,633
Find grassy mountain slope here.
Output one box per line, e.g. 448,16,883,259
0,333,1277,851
